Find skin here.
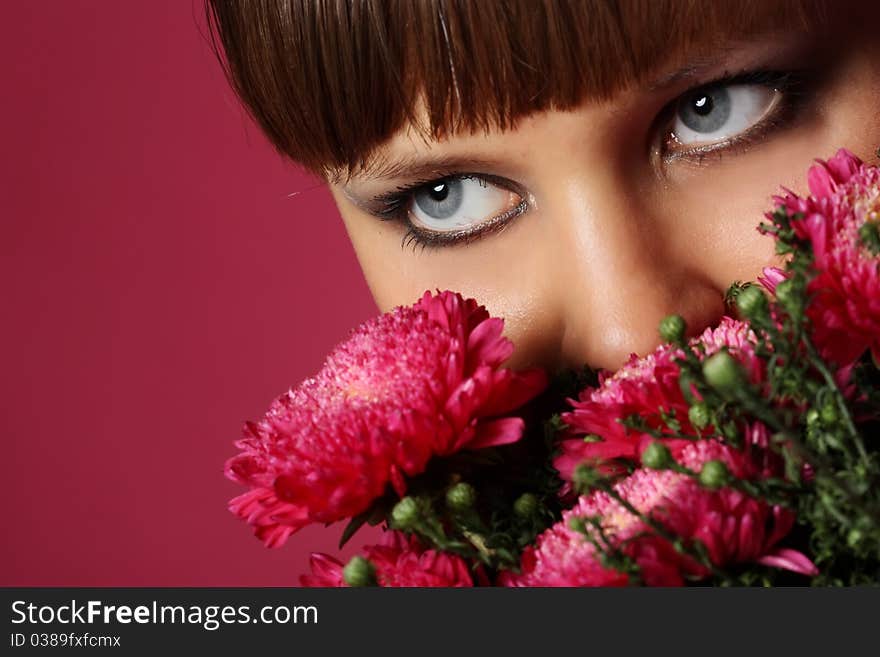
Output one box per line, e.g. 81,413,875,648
328,28,880,374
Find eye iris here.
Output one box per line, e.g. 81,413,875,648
414,179,464,220
678,86,731,134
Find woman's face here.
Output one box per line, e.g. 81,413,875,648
328,27,880,372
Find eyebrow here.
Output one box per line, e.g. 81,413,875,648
338,153,507,188
645,30,798,93
646,47,744,92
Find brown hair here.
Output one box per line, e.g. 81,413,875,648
204,0,827,181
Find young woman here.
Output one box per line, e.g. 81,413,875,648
205,0,880,374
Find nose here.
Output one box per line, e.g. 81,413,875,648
547,171,727,372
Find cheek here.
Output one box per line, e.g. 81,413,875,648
338,216,421,308
658,153,804,289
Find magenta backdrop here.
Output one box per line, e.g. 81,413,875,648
1,1,380,585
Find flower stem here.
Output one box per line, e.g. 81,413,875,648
593,480,731,582
803,335,867,463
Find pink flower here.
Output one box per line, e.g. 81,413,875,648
556,317,760,482
300,532,474,587
769,148,880,365
505,441,816,587
757,266,786,295
554,344,688,481
225,291,547,547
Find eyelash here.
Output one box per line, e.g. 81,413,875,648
368,68,815,250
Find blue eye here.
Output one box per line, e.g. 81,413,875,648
413,179,465,220
407,176,523,234
672,83,778,145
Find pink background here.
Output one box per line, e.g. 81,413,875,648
2,1,379,585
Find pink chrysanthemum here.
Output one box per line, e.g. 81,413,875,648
766,148,880,364
225,290,547,547
300,532,474,587
505,440,816,587
555,317,760,482
554,343,688,482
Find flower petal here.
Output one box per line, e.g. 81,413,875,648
757,548,819,576
467,416,525,449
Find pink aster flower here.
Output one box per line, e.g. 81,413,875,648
554,343,688,482
300,532,474,587
768,148,880,365
556,317,760,482
505,440,816,587
757,266,787,295
225,290,547,547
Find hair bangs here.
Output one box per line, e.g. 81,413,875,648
206,0,827,180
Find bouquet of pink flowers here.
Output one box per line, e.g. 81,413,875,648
225,149,880,586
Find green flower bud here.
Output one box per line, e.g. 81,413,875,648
391,496,419,529
342,556,377,587
568,516,587,534
720,421,741,445
688,402,711,430
658,314,687,344
699,460,730,489
847,527,864,549
702,351,746,399
736,285,769,320
641,442,673,470
724,282,745,305
819,397,839,425
513,493,538,519
445,482,476,511
776,278,806,321
774,279,795,306
572,464,603,495
805,408,822,441
858,220,880,256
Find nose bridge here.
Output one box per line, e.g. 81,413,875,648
545,165,726,371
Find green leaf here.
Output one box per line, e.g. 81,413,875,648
338,509,372,549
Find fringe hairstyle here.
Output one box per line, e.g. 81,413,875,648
204,0,829,180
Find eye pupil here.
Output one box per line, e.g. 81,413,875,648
429,182,449,202
692,94,712,115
